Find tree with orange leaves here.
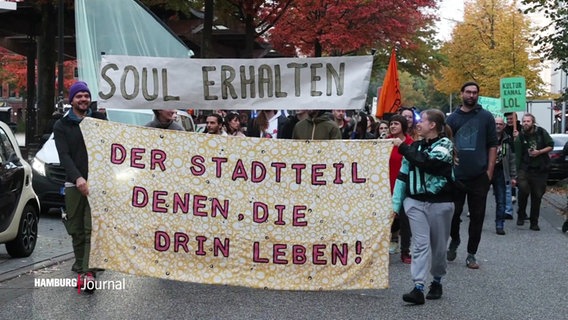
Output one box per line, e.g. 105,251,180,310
267,0,437,57
0,46,77,99
0,47,27,97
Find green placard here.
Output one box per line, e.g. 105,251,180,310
478,96,502,118
500,77,526,112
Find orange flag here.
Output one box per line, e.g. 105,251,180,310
376,49,402,118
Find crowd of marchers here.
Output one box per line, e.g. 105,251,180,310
54,80,565,305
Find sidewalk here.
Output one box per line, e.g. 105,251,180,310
541,185,567,232
0,212,73,282
544,186,567,211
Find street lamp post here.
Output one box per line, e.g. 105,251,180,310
57,0,64,106
25,37,36,157
559,70,568,133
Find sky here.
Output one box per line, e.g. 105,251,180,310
435,0,465,41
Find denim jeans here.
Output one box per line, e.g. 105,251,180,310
491,166,506,229
450,173,491,255
505,183,513,216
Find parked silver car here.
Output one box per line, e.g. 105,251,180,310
549,134,568,181
0,121,40,257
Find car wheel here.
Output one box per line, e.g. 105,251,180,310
5,204,39,258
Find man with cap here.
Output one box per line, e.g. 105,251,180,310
53,81,97,293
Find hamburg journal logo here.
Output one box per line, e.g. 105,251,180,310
34,276,126,293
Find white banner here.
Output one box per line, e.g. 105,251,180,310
97,55,372,110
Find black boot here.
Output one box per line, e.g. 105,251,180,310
426,282,443,300
516,214,525,226
402,287,425,305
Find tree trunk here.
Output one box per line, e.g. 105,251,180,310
314,40,322,57
244,14,255,58
25,39,36,153
201,0,214,58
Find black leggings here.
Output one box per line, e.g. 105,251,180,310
391,207,412,253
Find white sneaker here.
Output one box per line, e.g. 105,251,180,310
389,242,399,254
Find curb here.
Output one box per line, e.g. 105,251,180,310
0,252,74,283
543,193,567,213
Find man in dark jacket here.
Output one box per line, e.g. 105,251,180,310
280,110,309,139
446,81,498,270
514,113,553,231
292,110,341,140
53,81,97,293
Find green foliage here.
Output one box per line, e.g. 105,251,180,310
522,0,568,98
366,70,449,113
399,72,426,107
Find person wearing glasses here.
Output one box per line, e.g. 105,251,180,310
446,81,498,270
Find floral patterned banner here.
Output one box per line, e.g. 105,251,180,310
82,118,393,290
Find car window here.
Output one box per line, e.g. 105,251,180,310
553,136,568,147
106,109,153,126
176,114,195,131
0,126,16,162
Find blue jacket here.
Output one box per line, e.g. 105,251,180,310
392,137,454,214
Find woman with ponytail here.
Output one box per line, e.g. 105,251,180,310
391,109,455,305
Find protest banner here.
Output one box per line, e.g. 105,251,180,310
97,55,373,110
478,96,502,118
82,118,393,290
500,77,526,112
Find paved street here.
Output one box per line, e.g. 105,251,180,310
0,209,72,282
0,189,566,319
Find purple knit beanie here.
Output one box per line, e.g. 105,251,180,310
68,81,91,101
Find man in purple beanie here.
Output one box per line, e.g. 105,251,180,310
53,81,97,293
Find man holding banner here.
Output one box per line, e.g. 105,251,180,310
54,81,98,292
